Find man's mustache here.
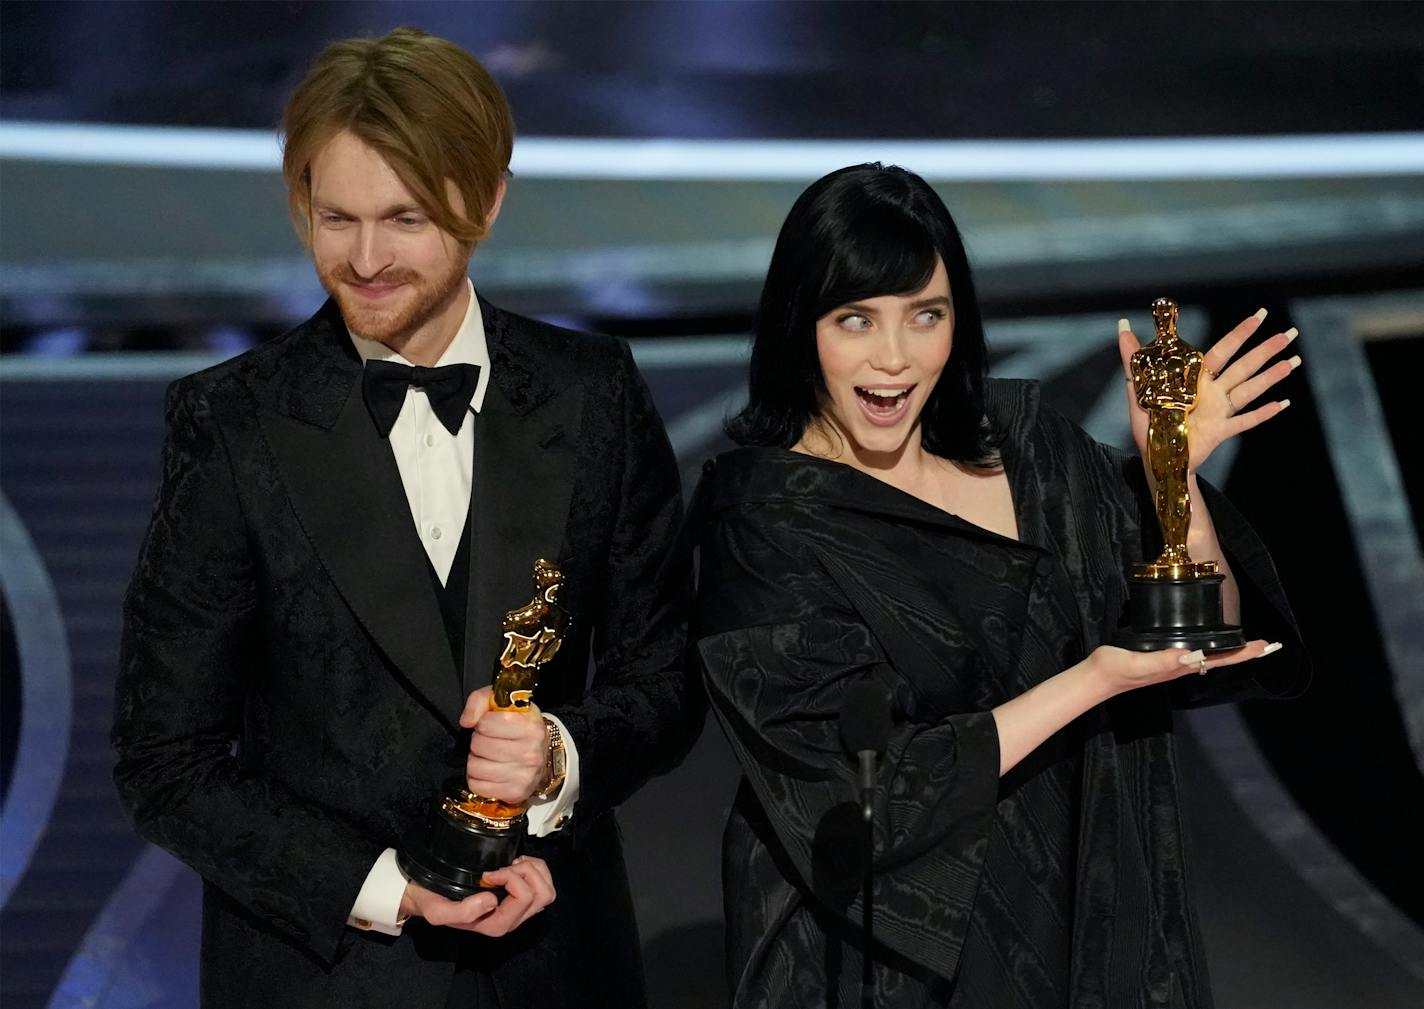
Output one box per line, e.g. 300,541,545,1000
327,265,422,286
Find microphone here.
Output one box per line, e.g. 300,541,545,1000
840,680,893,820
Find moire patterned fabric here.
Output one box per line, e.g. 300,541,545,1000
693,379,1308,1009
114,297,700,1009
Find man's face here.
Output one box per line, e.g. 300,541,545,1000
309,130,470,345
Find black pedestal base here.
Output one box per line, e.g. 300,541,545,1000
1113,572,1245,654
397,779,525,900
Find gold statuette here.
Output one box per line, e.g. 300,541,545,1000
398,559,571,898
1129,298,1218,579
445,560,569,830
1114,298,1243,653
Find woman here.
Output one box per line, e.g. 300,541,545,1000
692,164,1307,1008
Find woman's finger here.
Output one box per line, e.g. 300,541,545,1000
1201,640,1282,672
1117,322,1142,377
1216,327,1298,390
1223,355,1300,414
1223,399,1291,439
1202,309,1267,375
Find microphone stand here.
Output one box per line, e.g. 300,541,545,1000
841,680,890,1009
858,749,875,1009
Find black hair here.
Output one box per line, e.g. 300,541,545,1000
726,163,997,465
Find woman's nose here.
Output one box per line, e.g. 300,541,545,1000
869,327,909,373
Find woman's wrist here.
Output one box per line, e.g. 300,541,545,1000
1072,651,1123,704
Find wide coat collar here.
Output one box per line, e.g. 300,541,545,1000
700,378,1045,549
256,297,582,727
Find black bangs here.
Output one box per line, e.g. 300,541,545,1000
814,205,939,317
728,162,997,466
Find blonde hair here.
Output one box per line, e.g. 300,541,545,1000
282,27,514,246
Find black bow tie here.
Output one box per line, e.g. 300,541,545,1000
361,360,481,438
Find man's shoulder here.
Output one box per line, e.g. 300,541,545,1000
166,303,339,414
485,301,631,379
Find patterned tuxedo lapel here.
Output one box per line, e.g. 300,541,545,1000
462,301,583,692
257,301,462,725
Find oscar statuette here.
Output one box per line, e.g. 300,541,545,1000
398,559,570,899
1113,298,1245,653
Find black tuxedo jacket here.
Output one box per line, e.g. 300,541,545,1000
114,297,700,1008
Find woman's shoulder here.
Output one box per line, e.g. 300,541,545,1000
986,376,1130,472
698,446,841,505
985,376,1084,449
692,447,843,556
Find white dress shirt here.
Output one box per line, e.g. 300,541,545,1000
344,280,580,935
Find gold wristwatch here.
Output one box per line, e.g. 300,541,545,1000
535,717,567,800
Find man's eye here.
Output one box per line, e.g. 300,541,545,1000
396,217,424,227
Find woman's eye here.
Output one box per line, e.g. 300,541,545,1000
914,308,946,325
838,314,871,331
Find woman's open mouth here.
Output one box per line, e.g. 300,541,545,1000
854,385,915,426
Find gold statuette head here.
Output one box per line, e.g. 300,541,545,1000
1151,297,1180,344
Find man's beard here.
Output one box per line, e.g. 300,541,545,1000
319,256,468,345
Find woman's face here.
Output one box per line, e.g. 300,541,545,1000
810,257,954,461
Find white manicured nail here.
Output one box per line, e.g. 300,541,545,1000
1179,649,1206,665
1254,308,1269,321
1118,318,1131,334
1262,642,1283,655
1279,399,1291,410
1288,355,1302,369
1283,327,1298,340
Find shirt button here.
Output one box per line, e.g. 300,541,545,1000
425,433,436,447
431,527,443,540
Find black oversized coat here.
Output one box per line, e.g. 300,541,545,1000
114,297,700,1008
694,379,1307,1009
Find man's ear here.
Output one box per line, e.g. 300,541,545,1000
484,177,508,233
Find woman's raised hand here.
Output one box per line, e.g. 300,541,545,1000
1117,309,1301,474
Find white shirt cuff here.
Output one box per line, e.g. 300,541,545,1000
526,713,580,837
347,847,409,936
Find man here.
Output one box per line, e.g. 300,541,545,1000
114,27,699,1009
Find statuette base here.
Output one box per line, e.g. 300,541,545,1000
1113,572,1245,654
397,777,526,900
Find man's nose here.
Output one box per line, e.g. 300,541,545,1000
349,224,394,279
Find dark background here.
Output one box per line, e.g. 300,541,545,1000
2,2,1421,1007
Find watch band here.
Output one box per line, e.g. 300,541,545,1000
534,717,568,801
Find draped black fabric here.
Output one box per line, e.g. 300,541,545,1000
693,379,1308,1009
